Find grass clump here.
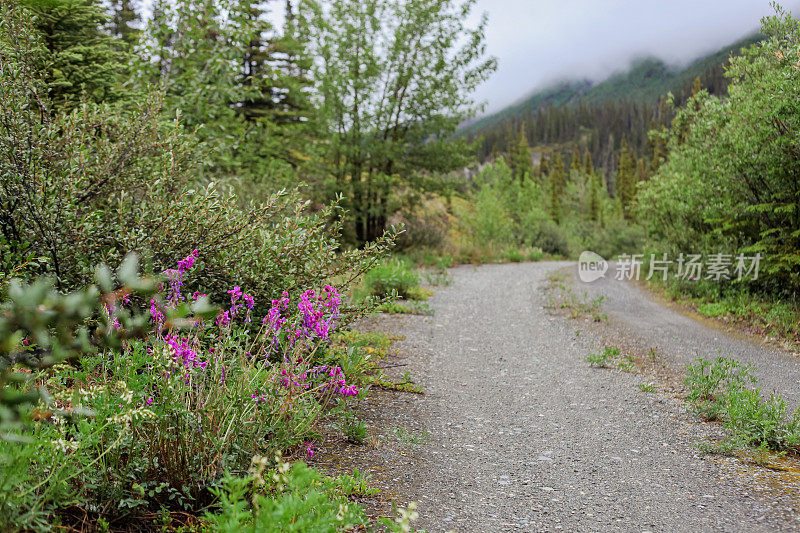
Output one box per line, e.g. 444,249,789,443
391,427,431,448
332,400,369,445
586,346,620,368
685,356,756,421
687,356,800,452
361,259,421,300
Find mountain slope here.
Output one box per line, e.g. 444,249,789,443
464,34,762,138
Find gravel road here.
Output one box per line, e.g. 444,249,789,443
574,262,800,408
365,261,800,532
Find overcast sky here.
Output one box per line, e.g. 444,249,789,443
469,0,800,114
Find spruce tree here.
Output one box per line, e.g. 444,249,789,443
583,149,594,175
589,174,600,222
691,76,703,96
107,0,140,46
616,138,637,219
636,157,649,182
510,125,533,184
570,146,582,172
549,152,566,223
23,0,130,106
539,151,549,177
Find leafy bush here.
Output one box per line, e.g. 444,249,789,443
532,220,571,256
527,247,545,261
639,8,800,293
206,456,370,532
501,248,526,263
360,260,421,300
685,356,756,421
686,356,800,452
332,400,369,445
723,388,800,451
0,7,395,315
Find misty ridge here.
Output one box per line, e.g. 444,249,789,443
464,30,764,130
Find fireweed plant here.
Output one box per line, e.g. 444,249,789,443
0,251,372,527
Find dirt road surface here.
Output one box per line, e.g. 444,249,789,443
358,261,800,532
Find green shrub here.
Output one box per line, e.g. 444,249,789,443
206,457,370,532
0,8,395,316
469,184,514,247
685,357,756,420
361,260,421,300
533,220,571,256
723,388,800,451
377,302,412,314
501,248,526,263
686,357,800,452
526,247,544,261
332,401,368,445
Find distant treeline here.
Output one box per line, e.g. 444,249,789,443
466,35,761,181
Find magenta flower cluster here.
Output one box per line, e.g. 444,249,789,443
311,365,358,397
276,364,358,398
298,286,341,339
216,286,255,327
164,334,206,370
150,249,199,329
164,249,198,305
262,285,341,354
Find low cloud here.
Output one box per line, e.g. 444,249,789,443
470,0,800,114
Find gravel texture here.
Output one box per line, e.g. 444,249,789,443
574,262,800,408
318,261,800,531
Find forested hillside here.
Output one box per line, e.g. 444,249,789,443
464,35,762,171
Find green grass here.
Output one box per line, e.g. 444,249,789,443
586,346,620,368
391,427,431,448
686,356,800,452
360,259,421,300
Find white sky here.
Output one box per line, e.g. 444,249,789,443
469,0,800,113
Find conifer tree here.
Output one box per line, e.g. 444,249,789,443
549,152,566,223
691,76,703,96
23,0,130,106
589,174,600,222
539,151,549,177
583,149,594,175
636,157,649,182
570,146,582,172
510,125,533,184
616,138,637,219
107,0,140,46
490,141,500,163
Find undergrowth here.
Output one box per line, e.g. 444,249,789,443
686,357,800,453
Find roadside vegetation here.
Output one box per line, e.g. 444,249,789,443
686,357,800,454
1,0,487,528
545,270,606,322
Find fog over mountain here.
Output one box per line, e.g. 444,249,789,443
469,0,800,114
